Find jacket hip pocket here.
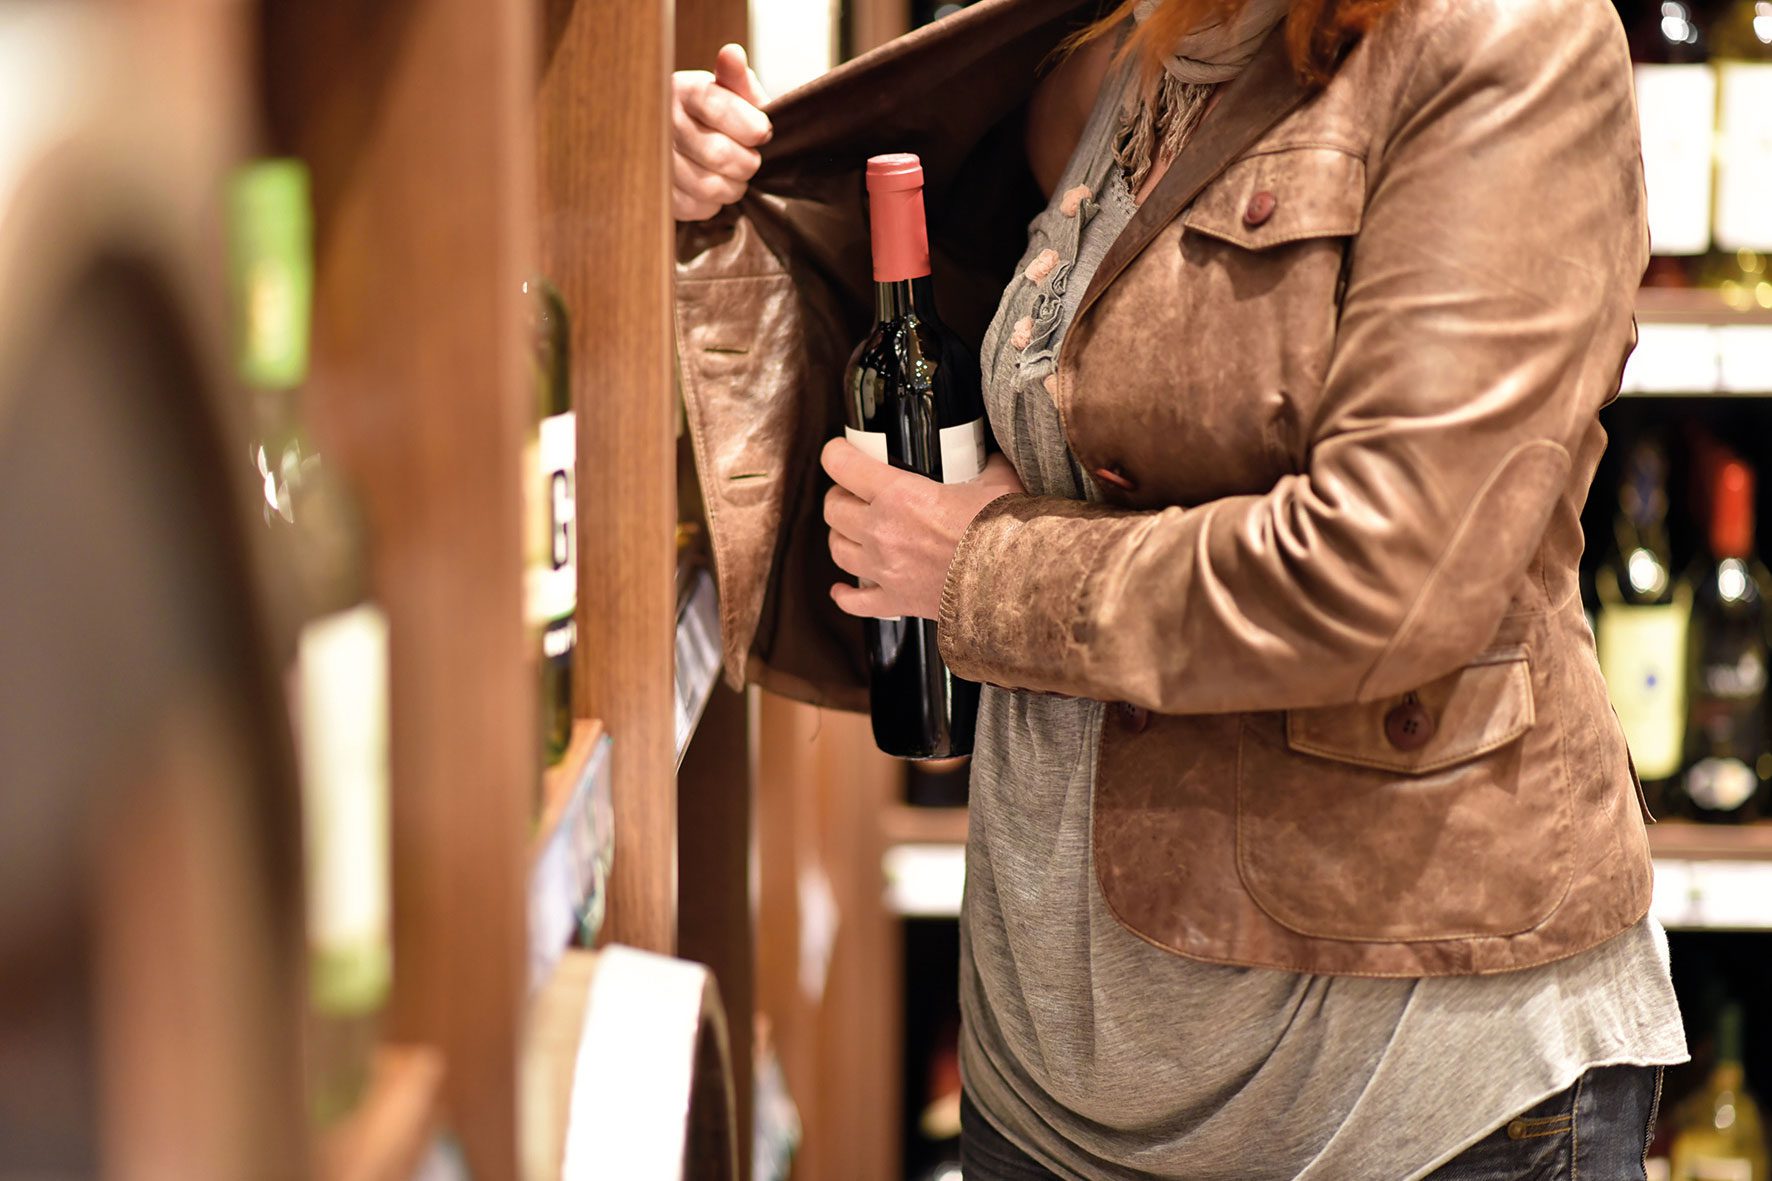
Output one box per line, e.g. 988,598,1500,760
1235,644,1576,942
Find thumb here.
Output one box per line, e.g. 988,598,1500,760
714,43,767,106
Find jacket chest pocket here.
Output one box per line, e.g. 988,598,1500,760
1235,645,1577,944
1177,145,1365,451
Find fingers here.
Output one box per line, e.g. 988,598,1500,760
827,530,866,578
821,437,900,503
680,69,772,148
714,44,769,107
673,100,762,179
823,484,869,540
830,581,901,619
673,151,747,210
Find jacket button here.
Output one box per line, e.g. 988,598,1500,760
1094,464,1137,492
1384,700,1435,752
1117,703,1151,733
1244,190,1277,227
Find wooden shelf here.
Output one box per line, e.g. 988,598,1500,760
530,720,614,993
880,804,968,847
318,1045,446,1181
674,565,722,769
1635,287,1772,326
1647,820,1772,861
531,721,610,866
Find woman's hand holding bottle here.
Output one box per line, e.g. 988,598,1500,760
671,43,771,222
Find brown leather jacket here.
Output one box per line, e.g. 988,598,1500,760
674,0,1656,976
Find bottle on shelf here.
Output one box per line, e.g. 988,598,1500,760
525,278,577,769
1597,437,1691,810
1683,448,1772,822
1630,0,1716,282
841,153,985,760
1705,0,1772,309
1670,1002,1769,1181
228,159,390,1125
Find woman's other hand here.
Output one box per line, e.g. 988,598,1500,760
822,439,1026,621
672,43,772,222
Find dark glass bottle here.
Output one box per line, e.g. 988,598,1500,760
841,153,984,759
1629,0,1716,281
1596,439,1690,806
1684,456,1771,821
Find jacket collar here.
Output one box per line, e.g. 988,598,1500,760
1071,22,1315,326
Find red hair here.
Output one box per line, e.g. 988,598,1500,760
1067,0,1404,88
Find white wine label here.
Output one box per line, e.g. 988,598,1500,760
1715,63,1772,251
939,418,987,484
527,411,578,627
1634,64,1717,255
843,420,987,485
844,426,889,464
1687,1157,1753,1181
1597,600,1689,780
1687,756,1759,812
295,602,392,1013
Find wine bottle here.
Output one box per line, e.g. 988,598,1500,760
1597,439,1691,802
1671,1003,1769,1181
1684,454,1772,821
1630,0,1716,277
525,278,576,768
229,159,389,1124
1706,0,1772,309
841,153,984,760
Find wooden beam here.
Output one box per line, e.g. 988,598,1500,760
540,0,679,954
262,1,535,1175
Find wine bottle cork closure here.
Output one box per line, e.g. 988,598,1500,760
866,153,932,283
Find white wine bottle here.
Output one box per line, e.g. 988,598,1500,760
229,159,390,1126
525,278,576,769
1706,0,1772,309
1671,1003,1769,1181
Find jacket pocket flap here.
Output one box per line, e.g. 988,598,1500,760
1285,646,1535,775
1181,145,1365,251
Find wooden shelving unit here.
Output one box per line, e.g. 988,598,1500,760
1636,287,1772,326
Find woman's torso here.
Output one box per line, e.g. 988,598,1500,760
957,54,1686,1181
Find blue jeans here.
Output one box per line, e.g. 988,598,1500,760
959,1064,1664,1180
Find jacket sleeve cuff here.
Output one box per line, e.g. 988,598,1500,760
936,493,1146,695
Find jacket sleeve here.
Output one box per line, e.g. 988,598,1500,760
936,0,1647,714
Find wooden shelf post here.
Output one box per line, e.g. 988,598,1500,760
540,0,681,957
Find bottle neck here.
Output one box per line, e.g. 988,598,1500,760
875,276,937,323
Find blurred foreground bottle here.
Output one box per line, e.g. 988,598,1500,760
229,159,389,1125
1671,1003,1769,1181
1705,0,1772,309
1597,439,1690,808
525,278,576,770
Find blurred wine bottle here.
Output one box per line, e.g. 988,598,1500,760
1598,438,1691,808
1683,450,1772,822
1705,0,1772,309
1671,1002,1769,1181
1631,0,1716,284
229,159,389,1125
525,278,576,769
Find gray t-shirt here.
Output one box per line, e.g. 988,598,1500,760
957,61,1688,1181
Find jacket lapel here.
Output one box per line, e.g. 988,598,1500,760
1071,24,1315,327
